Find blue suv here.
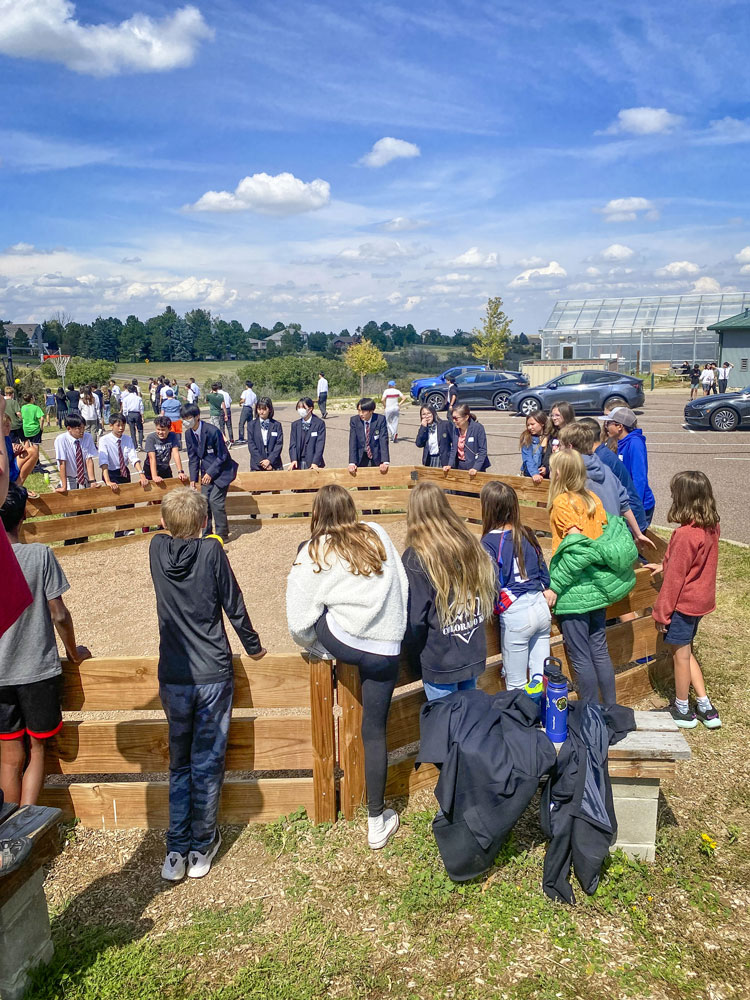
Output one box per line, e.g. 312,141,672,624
409,365,487,402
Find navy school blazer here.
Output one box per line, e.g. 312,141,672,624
185,420,238,488
247,417,284,470
348,413,390,466
447,419,490,471
415,419,453,466
289,414,326,467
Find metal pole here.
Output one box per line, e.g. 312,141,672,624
692,326,698,366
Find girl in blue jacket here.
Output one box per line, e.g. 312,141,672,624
519,410,552,482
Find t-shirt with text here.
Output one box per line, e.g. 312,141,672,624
145,431,178,472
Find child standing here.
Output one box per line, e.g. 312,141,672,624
150,488,266,881
0,484,91,806
402,481,496,699
144,416,189,482
181,402,238,544
480,481,554,690
605,407,655,526
646,471,721,729
519,410,552,482
21,393,45,445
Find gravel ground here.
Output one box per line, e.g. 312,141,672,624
60,520,410,658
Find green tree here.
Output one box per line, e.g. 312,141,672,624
41,319,63,351
91,316,121,360
12,325,30,354
471,296,512,368
186,309,213,358
60,322,84,357
76,324,97,359
272,321,286,333
519,332,529,346
345,339,388,395
279,330,304,354
147,307,179,362
120,315,148,361
227,320,249,358
307,331,327,353
171,317,194,362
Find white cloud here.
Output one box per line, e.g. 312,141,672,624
449,246,498,268
404,296,422,311
386,291,402,304
585,266,601,276
336,241,422,263
601,243,635,261
4,242,38,255
656,260,700,277
434,272,472,283
509,260,567,287
691,276,722,293
0,0,213,77
598,197,658,223
735,246,750,265
516,256,545,268
120,256,142,264
378,216,427,232
600,107,683,136
696,117,750,146
187,172,331,215
359,137,420,168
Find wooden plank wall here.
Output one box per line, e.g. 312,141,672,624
39,653,337,828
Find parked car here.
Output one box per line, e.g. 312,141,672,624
684,387,750,431
508,370,645,416
419,371,529,411
409,365,487,402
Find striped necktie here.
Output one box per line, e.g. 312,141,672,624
75,440,86,485
364,420,372,459
118,439,128,477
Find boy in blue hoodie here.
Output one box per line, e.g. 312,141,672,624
605,407,655,527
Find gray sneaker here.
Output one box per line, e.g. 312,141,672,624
187,830,222,878
669,703,697,729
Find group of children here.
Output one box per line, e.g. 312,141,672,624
0,387,724,878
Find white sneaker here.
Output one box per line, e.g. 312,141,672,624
367,809,399,850
161,851,187,881
186,830,222,878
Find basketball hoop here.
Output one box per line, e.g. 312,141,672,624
44,354,71,382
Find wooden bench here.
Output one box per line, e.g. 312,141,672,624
608,710,691,861
0,803,63,1000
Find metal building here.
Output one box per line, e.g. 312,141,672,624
708,310,750,383
540,292,750,368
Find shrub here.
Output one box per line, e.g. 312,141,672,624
236,356,357,399
8,366,47,400
42,357,117,387
200,373,244,403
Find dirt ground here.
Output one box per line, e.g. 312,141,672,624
58,520,410,658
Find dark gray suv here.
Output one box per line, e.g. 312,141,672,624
508,370,645,416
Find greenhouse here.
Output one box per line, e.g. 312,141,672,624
540,292,750,367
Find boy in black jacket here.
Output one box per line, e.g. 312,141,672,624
150,488,266,882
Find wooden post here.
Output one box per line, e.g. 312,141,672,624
309,658,337,824
336,661,365,820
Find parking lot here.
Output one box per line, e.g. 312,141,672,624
258,388,750,544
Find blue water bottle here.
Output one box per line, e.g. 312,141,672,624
543,657,568,744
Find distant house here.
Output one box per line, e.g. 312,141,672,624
4,323,44,354
420,328,441,342
332,334,361,352
265,327,309,345
248,338,267,352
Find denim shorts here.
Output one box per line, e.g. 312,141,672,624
664,610,702,646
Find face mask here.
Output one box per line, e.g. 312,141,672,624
184,417,196,430
297,408,308,418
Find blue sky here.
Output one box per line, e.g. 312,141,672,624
2,0,750,335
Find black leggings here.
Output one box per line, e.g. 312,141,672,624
315,615,399,817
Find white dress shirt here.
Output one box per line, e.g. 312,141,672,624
121,391,144,416
317,377,328,396
55,431,97,467
220,389,232,410
98,432,139,471
427,424,439,456
240,387,257,408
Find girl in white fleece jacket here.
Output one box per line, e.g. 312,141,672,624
286,484,408,849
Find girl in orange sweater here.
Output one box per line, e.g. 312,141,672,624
646,471,721,729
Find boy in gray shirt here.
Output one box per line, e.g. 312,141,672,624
0,484,90,806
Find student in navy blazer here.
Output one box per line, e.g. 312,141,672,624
247,397,284,471
181,402,238,542
445,404,490,477
415,403,453,467
289,397,326,469
348,398,390,472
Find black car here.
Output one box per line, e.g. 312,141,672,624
684,387,750,431
419,371,528,411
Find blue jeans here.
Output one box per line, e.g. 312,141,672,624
159,679,233,854
423,677,477,702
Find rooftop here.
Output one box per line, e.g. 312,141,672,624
707,308,750,331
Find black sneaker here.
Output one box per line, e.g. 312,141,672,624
669,702,697,729
695,703,722,729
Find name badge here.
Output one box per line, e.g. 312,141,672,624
468,437,475,443
374,434,379,440
271,431,278,437
311,431,318,437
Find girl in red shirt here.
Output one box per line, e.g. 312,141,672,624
646,471,721,730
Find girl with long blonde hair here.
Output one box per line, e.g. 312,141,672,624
480,481,554,690
286,484,408,850
402,481,496,700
